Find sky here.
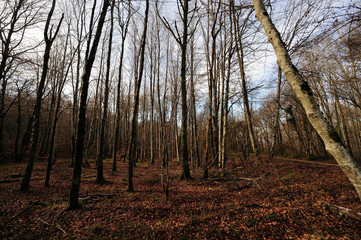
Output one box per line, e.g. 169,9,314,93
5,0,354,111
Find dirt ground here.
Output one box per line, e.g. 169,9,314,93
0,156,360,239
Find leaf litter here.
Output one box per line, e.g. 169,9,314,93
0,157,360,239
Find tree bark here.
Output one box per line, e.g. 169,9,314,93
219,9,233,176
39,84,56,157
0,0,26,161
179,0,191,180
68,0,109,210
127,0,149,192
96,0,115,184
156,0,192,179
18,115,33,162
232,6,260,164
189,34,200,169
113,2,131,171
71,1,90,168
252,0,361,199
269,67,282,160
20,0,63,192
45,24,72,187
14,89,22,162
157,36,170,200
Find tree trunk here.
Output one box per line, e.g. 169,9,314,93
83,51,104,167
95,43,105,167
68,0,109,210
149,23,158,165
237,38,259,163
179,0,191,180
71,1,90,168
113,2,130,170
232,3,260,164
141,70,147,163
18,115,33,162
219,12,233,176
20,0,63,192
189,35,200,169
335,95,352,155
39,85,56,157
14,90,22,162
269,67,282,160
96,0,115,184
127,0,149,192
0,0,26,161
44,99,59,187
253,0,361,199
157,39,170,200
45,25,71,187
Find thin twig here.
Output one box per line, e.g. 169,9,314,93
40,218,67,234
239,177,263,190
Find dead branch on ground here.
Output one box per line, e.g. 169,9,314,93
11,201,45,219
322,202,361,222
40,218,67,234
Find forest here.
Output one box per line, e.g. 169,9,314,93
1,0,361,239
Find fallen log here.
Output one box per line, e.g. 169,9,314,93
323,202,361,222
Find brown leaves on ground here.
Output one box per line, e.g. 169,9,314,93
0,157,360,239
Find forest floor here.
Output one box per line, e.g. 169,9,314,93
0,156,361,239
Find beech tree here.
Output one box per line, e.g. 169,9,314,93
69,0,87,168
218,3,234,176
44,25,73,187
188,25,200,170
232,1,260,164
252,0,361,199
200,0,221,179
127,0,149,192
69,0,110,210
157,0,199,180
112,0,132,172
96,0,115,184
20,0,63,192
0,0,42,161
268,0,331,160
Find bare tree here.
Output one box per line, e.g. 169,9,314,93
157,0,199,180
127,0,149,192
68,0,110,210
269,0,331,160
252,0,361,200
218,4,234,176
188,26,200,170
231,1,260,164
69,0,98,167
45,26,73,187
20,0,63,192
0,0,42,160
96,0,115,184
112,0,132,171
200,0,221,178
269,67,282,160
158,30,171,201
